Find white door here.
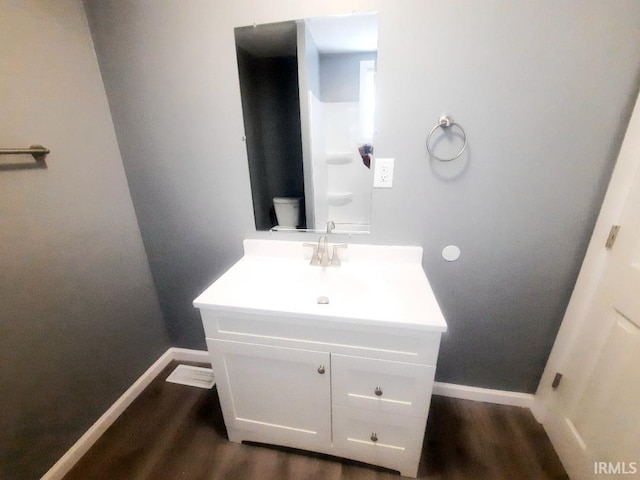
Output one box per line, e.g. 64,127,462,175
534,94,640,479
207,339,332,450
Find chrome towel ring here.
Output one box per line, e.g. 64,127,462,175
426,115,467,162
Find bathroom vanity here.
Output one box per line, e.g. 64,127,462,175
193,239,446,477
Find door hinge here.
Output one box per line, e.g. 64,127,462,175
552,372,563,390
605,225,621,249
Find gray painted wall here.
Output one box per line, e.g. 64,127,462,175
84,0,640,393
0,2,169,478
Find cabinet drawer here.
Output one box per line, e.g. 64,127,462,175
332,354,435,417
332,405,425,477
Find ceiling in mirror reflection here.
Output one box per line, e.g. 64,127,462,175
305,14,377,53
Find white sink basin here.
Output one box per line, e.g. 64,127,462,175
193,239,447,332
291,266,369,304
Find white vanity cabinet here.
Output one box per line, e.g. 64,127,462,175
200,309,441,478
194,240,447,478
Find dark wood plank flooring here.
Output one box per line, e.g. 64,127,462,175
64,362,567,480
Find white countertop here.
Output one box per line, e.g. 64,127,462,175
193,239,447,332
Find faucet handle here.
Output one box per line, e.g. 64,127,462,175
330,244,348,267
303,242,321,266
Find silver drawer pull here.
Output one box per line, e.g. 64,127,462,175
370,432,378,442
374,386,383,396
317,365,325,374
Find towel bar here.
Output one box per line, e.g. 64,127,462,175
0,145,50,160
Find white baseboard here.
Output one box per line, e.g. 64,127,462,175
43,349,534,479
433,381,535,409
41,347,211,480
171,347,211,364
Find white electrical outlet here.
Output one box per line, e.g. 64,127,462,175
373,158,394,188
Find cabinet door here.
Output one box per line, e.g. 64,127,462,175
207,339,331,449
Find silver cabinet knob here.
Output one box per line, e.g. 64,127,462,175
370,433,378,442
374,386,383,396
317,365,325,374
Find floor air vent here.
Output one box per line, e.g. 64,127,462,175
166,364,215,389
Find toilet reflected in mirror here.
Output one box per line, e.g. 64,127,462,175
273,197,301,230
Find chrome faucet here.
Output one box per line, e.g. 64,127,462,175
304,235,331,266
318,235,330,266
303,222,347,267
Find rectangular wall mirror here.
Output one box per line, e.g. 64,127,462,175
235,12,377,234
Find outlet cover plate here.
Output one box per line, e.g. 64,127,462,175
373,157,394,188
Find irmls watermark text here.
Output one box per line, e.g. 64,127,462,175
594,462,637,475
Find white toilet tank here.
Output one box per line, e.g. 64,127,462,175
273,197,300,228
